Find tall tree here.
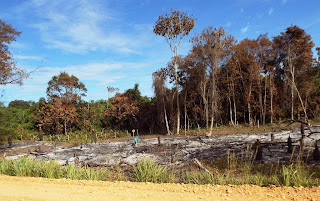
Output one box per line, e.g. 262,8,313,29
273,25,314,122
154,9,195,134
191,27,235,134
44,72,87,135
0,19,27,85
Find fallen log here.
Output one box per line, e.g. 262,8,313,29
119,161,133,167
192,158,213,175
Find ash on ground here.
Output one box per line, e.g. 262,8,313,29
1,127,320,168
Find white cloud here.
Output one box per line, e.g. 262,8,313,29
16,0,147,54
15,55,45,61
1,59,157,101
268,7,274,16
241,26,249,33
9,42,27,50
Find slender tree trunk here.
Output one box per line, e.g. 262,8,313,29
205,100,209,131
164,105,170,135
263,75,267,125
270,73,273,124
232,82,237,125
289,54,295,121
248,84,252,125
174,61,180,135
184,103,187,135
200,81,209,131
209,63,217,135
64,118,67,136
258,78,263,125
229,97,234,125
293,81,308,123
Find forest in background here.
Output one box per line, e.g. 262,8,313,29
1,10,320,142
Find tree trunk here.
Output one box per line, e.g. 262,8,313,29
174,61,180,135
248,84,252,126
209,62,217,135
64,118,67,136
164,105,170,135
259,78,263,125
200,82,209,132
184,103,187,135
229,97,234,125
232,82,237,126
263,75,267,125
289,53,295,121
270,73,273,124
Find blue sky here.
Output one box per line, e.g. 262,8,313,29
0,0,319,104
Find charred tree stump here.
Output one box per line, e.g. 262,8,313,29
301,123,305,136
313,142,320,161
270,133,275,142
38,125,44,141
254,139,263,160
158,136,161,146
299,135,306,152
7,134,12,148
287,136,293,153
75,157,79,166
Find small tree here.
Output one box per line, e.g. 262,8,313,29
154,9,195,134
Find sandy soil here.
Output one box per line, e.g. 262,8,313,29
0,175,319,201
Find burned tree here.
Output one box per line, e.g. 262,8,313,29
273,26,314,122
154,9,195,134
191,27,235,134
0,19,27,86
43,72,87,135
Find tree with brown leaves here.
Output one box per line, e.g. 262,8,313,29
154,9,195,134
0,19,27,85
44,72,87,135
273,25,314,122
191,27,235,134
105,93,139,130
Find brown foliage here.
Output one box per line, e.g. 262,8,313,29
0,19,27,85
105,93,139,129
40,72,86,135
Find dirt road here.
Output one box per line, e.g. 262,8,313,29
0,175,319,201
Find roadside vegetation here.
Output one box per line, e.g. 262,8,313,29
1,154,319,187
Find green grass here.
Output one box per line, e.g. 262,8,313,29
0,157,108,181
0,155,319,187
132,158,175,183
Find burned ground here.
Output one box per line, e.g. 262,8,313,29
1,127,320,168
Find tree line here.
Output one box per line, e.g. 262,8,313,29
1,10,320,140
152,10,320,135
